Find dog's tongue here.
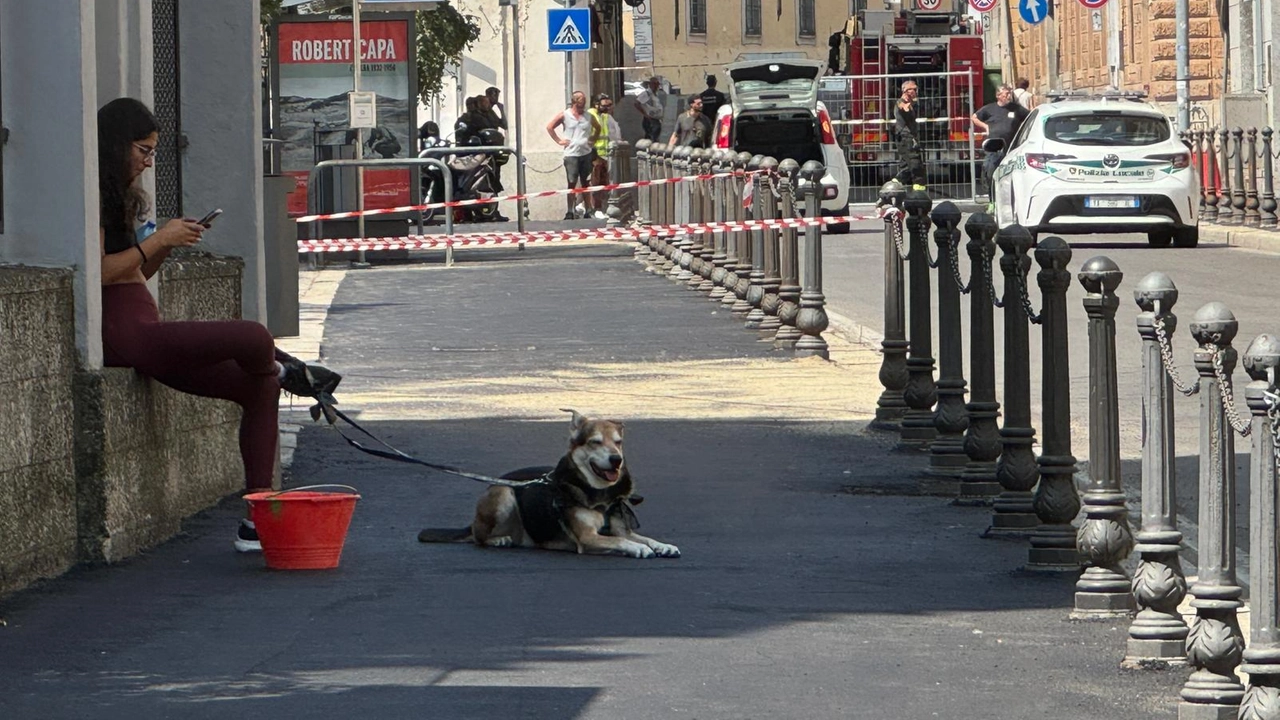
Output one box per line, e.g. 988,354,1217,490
603,469,620,483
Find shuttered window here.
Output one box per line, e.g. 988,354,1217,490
798,0,815,38
690,0,707,35
744,0,761,37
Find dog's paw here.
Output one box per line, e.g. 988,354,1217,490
624,543,656,559
649,541,681,558
482,536,514,548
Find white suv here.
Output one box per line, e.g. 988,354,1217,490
715,59,852,232
991,92,1200,247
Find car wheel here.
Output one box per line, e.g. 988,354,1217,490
1172,226,1199,248
1147,230,1173,248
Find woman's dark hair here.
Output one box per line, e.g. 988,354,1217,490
97,98,158,252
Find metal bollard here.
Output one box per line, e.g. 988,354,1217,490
1026,237,1082,571
1205,129,1221,222
1263,127,1279,229
874,179,910,429
1218,128,1232,224
635,139,651,224
732,154,759,315
1232,127,1247,225
927,201,969,482
633,140,652,266
774,159,803,350
899,189,937,449
1247,128,1261,227
694,149,718,293
1179,302,1246,717
757,157,784,339
1240,333,1280,717
1124,272,1190,666
683,148,708,289
669,147,691,281
654,144,676,274
794,160,830,359
605,140,633,226
708,150,731,301
987,224,1040,536
744,155,768,329
648,143,670,271
721,152,748,309
958,212,1002,503
676,148,699,283
1072,256,1135,616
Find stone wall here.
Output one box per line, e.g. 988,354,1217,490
1,252,248,597
1013,0,1225,116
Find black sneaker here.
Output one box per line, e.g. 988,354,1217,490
234,518,261,553
563,211,577,221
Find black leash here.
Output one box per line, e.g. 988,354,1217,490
306,397,551,488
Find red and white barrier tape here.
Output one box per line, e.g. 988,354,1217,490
296,213,883,253
294,170,756,224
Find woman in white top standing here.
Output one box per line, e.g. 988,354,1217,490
546,90,601,220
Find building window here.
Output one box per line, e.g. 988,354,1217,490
798,0,815,39
744,0,761,37
690,0,707,35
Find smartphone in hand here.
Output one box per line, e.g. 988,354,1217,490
198,208,223,227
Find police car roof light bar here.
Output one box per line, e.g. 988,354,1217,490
1045,89,1149,103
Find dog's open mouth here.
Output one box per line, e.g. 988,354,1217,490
592,464,620,483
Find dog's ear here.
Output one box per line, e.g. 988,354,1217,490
560,408,586,432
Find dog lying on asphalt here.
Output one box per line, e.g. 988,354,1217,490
417,409,680,559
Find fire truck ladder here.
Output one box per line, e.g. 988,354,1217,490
859,32,884,144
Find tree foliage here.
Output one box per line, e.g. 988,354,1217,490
416,4,481,105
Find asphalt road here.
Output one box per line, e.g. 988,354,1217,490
822,216,1275,572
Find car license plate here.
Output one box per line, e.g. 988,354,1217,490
1085,196,1139,209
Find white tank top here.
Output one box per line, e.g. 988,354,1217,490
561,109,593,158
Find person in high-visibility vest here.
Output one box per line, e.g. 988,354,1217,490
588,94,621,220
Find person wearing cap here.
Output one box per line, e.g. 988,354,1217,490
588,94,621,220
633,77,664,142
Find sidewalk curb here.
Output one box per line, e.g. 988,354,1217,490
1202,223,1280,253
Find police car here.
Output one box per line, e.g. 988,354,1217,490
991,91,1200,247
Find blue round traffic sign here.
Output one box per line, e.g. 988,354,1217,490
1017,0,1048,25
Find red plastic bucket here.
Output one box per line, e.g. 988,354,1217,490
244,485,361,570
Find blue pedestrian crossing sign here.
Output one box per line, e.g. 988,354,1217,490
548,8,591,51
1018,0,1048,24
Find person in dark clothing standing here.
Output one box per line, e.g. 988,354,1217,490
971,84,1029,192
698,75,727,124
894,80,926,190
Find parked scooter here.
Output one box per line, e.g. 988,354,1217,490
418,121,509,224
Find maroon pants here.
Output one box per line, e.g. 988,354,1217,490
101,283,280,490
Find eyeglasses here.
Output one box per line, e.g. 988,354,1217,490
133,142,158,160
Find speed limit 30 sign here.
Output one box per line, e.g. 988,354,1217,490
917,0,942,10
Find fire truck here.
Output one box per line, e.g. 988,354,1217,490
818,7,985,198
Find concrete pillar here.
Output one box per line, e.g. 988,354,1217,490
179,0,266,325
0,0,102,367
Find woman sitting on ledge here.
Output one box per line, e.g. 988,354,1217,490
96,97,340,553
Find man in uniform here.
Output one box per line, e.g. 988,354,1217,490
894,80,927,191
698,75,727,125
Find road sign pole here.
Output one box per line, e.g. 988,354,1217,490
510,0,528,232
353,1,368,265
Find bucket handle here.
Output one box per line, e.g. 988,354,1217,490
260,484,360,498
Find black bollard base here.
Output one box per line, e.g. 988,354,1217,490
1122,638,1189,668
1071,591,1136,619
